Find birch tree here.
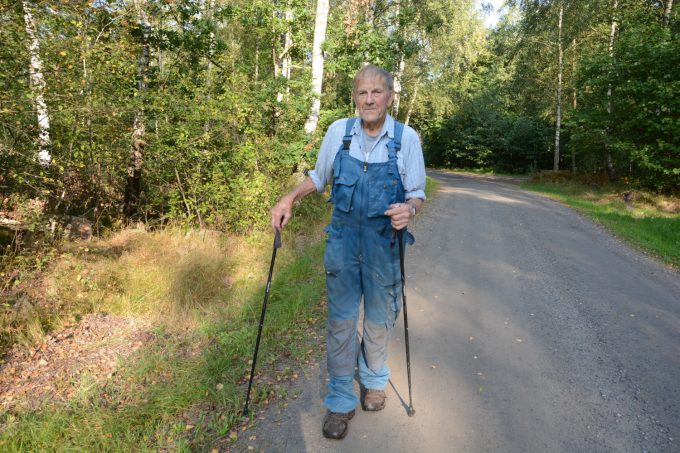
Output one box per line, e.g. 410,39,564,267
274,5,293,103
21,0,51,168
605,0,618,181
553,1,563,171
404,77,419,126
304,0,330,134
124,0,151,219
662,0,674,26
391,0,406,118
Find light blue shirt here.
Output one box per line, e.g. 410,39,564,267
309,114,427,200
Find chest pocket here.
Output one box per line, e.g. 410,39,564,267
367,177,400,218
331,172,359,213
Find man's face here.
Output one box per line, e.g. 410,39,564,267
353,75,394,129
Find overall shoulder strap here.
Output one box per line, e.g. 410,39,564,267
387,120,405,156
342,118,357,151
392,121,404,152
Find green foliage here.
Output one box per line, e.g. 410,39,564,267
1,0,317,236
423,0,679,189
575,8,679,192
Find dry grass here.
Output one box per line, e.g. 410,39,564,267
1,226,277,355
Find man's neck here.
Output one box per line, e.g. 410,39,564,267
362,117,386,137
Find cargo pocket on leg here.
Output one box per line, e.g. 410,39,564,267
323,223,345,276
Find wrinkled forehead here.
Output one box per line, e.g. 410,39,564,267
353,71,390,92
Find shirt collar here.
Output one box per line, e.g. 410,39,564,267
353,114,395,139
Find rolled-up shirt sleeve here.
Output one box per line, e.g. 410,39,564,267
308,119,345,193
401,126,427,200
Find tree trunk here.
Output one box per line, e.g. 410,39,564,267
571,37,577,174
392,52,406,119
283,8,292,98
255,40,260,83
553,2,563,172
404,77,419,126
391,0,405,119
304,0,330,134
276,7,293,103
124,0,151,219
663,0,673,26
22,1,52,168
605,0,618,181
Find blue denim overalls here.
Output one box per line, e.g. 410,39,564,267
324,118,414,413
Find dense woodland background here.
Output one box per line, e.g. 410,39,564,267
1,0,678,237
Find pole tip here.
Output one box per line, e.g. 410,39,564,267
243,407,249,416
407,407,415,417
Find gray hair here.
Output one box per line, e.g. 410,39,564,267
353,64,394,92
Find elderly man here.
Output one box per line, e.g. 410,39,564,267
271,64,426,439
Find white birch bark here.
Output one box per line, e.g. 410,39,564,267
553,2,563,172
304,0,330,134
283,9,292,87
663,0,673,26
277,8,293,103
391,0,405,118
571,37,577,173
125,0,151,217
392,53,406,118
605,0,618,181
404,78,419,126
22,1,51,168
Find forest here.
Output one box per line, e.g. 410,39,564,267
0,1,678,449
1,0,678,235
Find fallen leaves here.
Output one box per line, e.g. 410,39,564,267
0,313,152,412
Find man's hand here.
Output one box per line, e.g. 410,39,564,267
271,195,294,231
270,177,318,231
384,203,413,230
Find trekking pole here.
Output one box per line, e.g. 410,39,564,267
397,229,415,417
243,230,282,416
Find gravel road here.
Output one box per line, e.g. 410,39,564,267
235,171,680,453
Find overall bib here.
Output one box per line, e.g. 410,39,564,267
324,118,414,413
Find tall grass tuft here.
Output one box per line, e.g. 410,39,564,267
0,195,331,451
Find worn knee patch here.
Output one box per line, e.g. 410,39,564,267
362,319,391,371
327,318,357,376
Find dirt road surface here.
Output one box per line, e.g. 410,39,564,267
235,171,680,453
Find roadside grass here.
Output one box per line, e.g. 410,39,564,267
428,167,521,177
425,175,439,198
0,196,330,451
521,179,680,268
0,176,438,451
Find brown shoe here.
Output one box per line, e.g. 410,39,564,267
322,410,355,439
361,388,386,411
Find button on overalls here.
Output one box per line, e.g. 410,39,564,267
324,118,414,413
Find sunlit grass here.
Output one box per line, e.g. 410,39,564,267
425,175,439,198
0,196,331,451
522,180,680,268
0,176,438,451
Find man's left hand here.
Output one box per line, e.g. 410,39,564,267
385,203,413,230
